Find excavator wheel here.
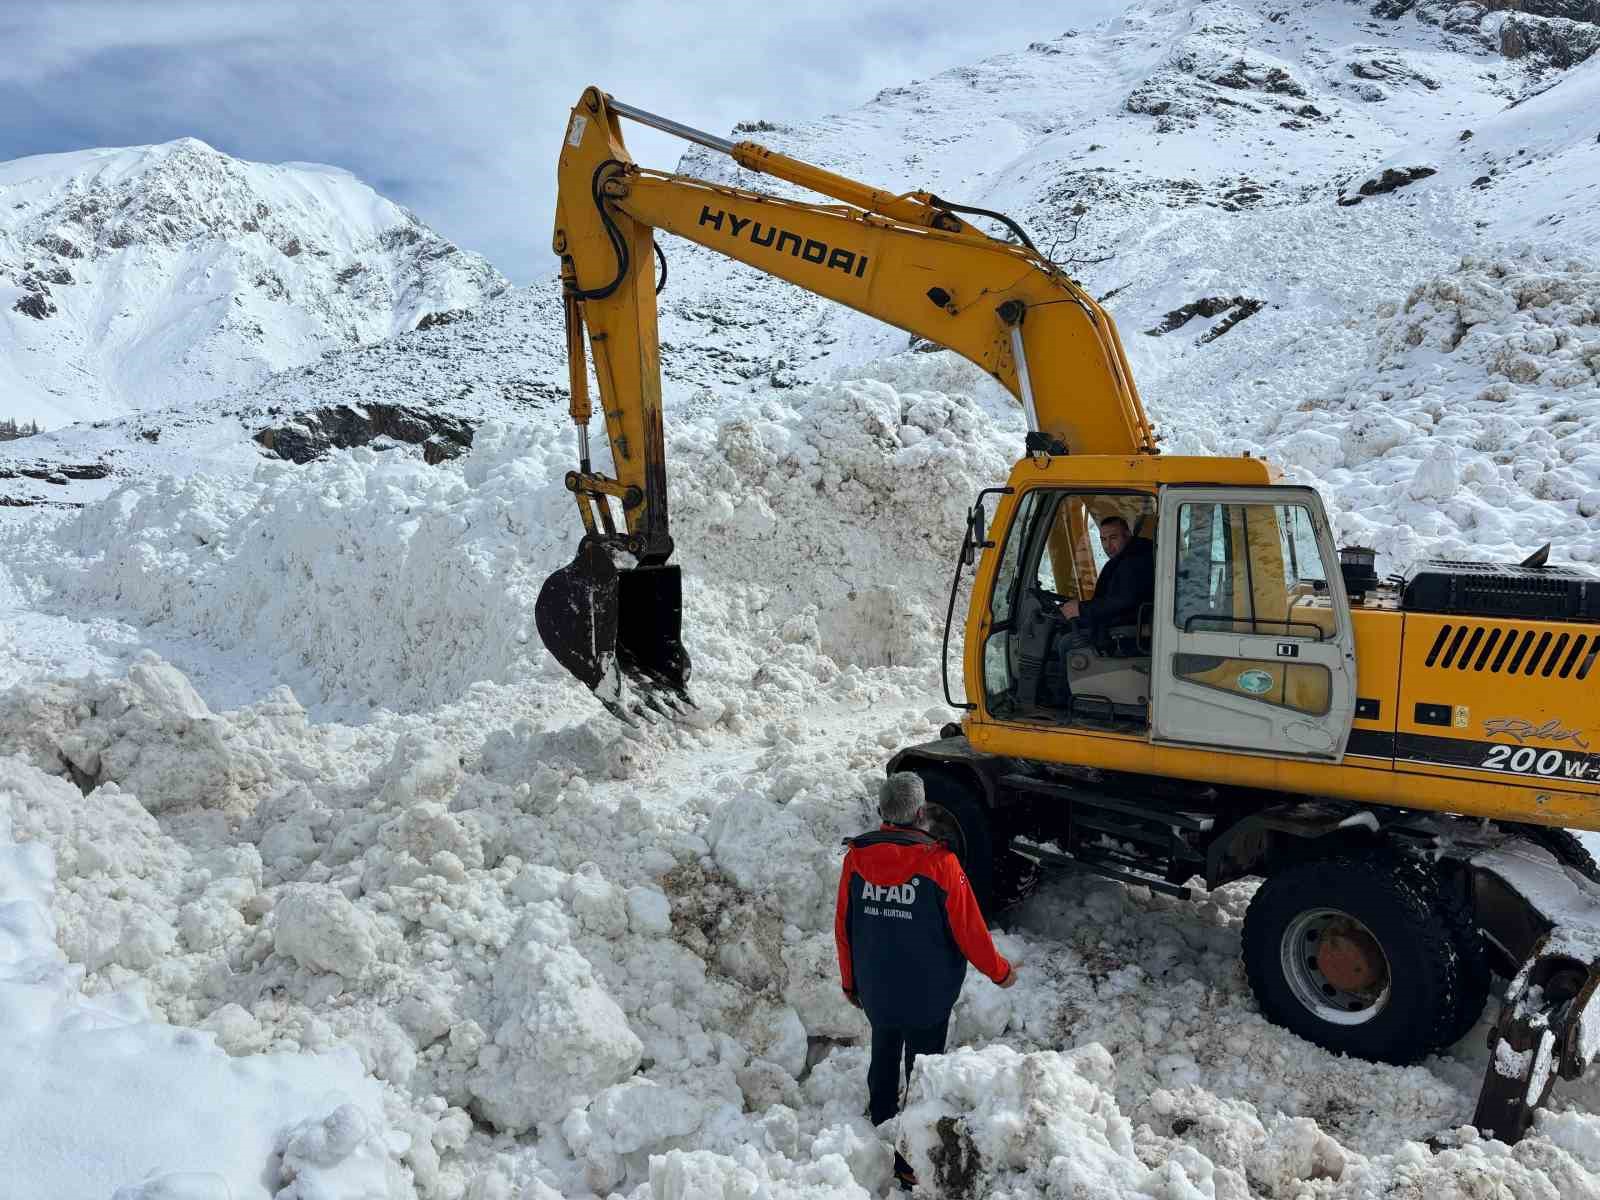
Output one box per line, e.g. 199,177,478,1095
1242,850,1464,1063
1387,855,1489,1049
892,767,1041,917
895,768,996,915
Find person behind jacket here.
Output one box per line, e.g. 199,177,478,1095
1057,514,1155,638
835,774,1016,1190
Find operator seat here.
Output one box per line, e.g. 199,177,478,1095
1101,601,1154,659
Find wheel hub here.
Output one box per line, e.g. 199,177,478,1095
1281,907,1392,1026
1316,926,1386,993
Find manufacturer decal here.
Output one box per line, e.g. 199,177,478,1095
698,205,869,278
1479,743,1596,780
1369,730,1600,782
566,114,588,148
1484,717,1591,751
1237,669,1274,695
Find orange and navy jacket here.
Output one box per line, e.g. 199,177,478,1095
835,824,1011,1028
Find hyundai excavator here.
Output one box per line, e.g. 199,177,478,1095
535,86,1600,1141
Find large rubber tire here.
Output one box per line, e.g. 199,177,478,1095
1242,851,1464,1064
896,768,996,915
1426,865,1492,1048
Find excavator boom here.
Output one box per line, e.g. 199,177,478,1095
538,86,1154,712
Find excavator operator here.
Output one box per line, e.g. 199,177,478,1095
1057,515,1155,641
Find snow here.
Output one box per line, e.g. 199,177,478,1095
0,758,409,1199
0,138,505,430
4,0,1600,1196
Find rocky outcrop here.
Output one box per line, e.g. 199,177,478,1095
1144,296,1266,343
1500,12,1600,65
0,461,110,485
253,404,476,465
1337,166,1438,206
1487,1,1600,21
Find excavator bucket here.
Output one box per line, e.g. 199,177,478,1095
534,537,691,707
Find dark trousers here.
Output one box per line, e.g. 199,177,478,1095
867,1015,950,1126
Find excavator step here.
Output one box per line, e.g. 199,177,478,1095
1010,837,1193,900
998,773,1215,832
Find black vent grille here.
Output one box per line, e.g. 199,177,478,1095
1424,624,1596,679
1404,559,1600,623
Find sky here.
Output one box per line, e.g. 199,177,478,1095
0,1,1128,284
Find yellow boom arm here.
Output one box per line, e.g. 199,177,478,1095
536,86,1157,708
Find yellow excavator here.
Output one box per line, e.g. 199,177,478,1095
535,86,1600,1141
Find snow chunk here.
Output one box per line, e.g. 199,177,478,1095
467,933,642,1134
1408,443,1461,502
275,1103,409,1199
899,1044,1145,1196
272,884,378,978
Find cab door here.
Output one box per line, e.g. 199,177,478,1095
1151,486,1356,759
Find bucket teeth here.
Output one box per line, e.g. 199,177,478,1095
536,536,693,714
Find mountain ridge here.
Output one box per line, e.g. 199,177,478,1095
0,137,506,429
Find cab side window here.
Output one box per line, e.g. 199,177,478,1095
1170,501,1337,715
1173,502,1333,639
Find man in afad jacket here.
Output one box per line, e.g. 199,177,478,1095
835,773,1017,1190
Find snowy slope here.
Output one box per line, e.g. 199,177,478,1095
0,138,506,429
5,2,1600,1198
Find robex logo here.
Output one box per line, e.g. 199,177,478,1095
861,879,918,905
698,206,870,279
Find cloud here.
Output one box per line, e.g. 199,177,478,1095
0,1,1127,283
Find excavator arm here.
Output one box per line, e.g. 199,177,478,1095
535,86,1156,711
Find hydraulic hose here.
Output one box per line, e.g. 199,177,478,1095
568,160,631,301
926,194,1037,252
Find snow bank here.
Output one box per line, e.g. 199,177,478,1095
0,756,410,1199
1,354,1017,714
0,645,963,1196
9,646,1600,1198
1262,250,1600,572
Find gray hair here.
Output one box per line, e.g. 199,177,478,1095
879,774,925,824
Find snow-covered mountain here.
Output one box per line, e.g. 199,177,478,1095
0,137,506,429
6,4,1600,1199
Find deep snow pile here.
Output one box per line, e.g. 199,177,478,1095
7,647,1600,1199
7,263,1600,1195
0,755,411,1199
1261,250,1600,572
0,350,1020,715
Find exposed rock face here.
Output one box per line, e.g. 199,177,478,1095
1337,165,1438,205
0,461,109,483
1486,0,1600,21
253,403,476,464
1145,297,1267,343
1500,11,1600,64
